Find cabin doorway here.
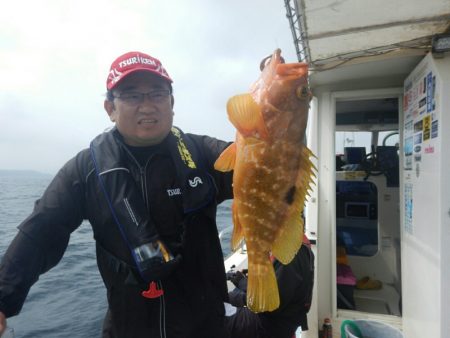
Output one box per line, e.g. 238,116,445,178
334,95,402,318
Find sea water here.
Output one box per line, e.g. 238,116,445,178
0,172,233,337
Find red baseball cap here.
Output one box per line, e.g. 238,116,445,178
106,51,173,90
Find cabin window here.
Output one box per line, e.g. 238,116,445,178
378,131,399,147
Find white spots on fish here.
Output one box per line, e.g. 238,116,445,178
262,230,272,239
256,218,266,225
247,235,257,242
258,191,267,198
242,201,257,210
261,165,273,175
253,194,276,209
243,147,260,164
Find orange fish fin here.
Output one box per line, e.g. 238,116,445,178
227,94,269,140
246,259,280,312
271,208,304,264
296,145,317,201
272,145,316,264
214,142,236,172
231,202,244,251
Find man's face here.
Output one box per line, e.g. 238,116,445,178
104,71,174,147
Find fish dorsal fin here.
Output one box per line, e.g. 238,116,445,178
231,201,245,251
227,94,269,140
214,142,236,172
271,145,316,264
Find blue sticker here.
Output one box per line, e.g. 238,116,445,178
404,183,413,234
414,133,422,145
431,120,438,138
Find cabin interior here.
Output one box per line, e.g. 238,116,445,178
334,98,401,317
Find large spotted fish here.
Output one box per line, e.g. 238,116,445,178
214,49,315,312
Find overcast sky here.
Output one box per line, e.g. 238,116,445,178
0,0,298,175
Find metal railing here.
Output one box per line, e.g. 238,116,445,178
284,0,310,63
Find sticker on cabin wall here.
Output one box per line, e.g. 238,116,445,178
426,72,433,112
414,133,422,145
424,145,434,154
423,115,431,141
412,83,419,102
414,144,422,163
404,120,413,135
404,183,413,234
414,119,423,133
404,136,413,170
403,94,408,113
419,97,426,109
432,75,436,111
431,120,438,139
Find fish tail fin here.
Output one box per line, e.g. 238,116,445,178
214,142,236,172
246,258,280,312
231,201,245,251
272,144,316,264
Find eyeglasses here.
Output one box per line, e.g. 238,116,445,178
113,89,171,105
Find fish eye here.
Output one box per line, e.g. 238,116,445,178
296,86,310,100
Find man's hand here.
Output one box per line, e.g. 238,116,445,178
0,312,6,336
228,287,247,307
227,270,248,292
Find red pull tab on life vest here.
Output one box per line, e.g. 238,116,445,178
141,281,164,299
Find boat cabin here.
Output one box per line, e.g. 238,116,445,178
283,0,450,336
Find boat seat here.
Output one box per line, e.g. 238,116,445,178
353,284,401,315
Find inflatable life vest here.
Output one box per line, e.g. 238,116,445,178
90,127,215,283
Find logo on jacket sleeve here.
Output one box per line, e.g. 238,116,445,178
188,177,203,187
167,188,182,196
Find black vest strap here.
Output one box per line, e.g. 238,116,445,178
166,127,215,212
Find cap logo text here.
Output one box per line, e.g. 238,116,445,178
119,56,157,69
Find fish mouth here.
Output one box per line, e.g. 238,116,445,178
260,49,284,71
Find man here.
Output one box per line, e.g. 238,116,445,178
225,235,314,338
0,51,233,337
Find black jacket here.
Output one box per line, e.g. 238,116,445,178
0,128,233,338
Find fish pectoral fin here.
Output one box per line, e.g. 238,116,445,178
246,260,280,312
231,202,245,251
214,142,236,172
227,94,269,140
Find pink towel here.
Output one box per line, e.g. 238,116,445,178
337,264,356,285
